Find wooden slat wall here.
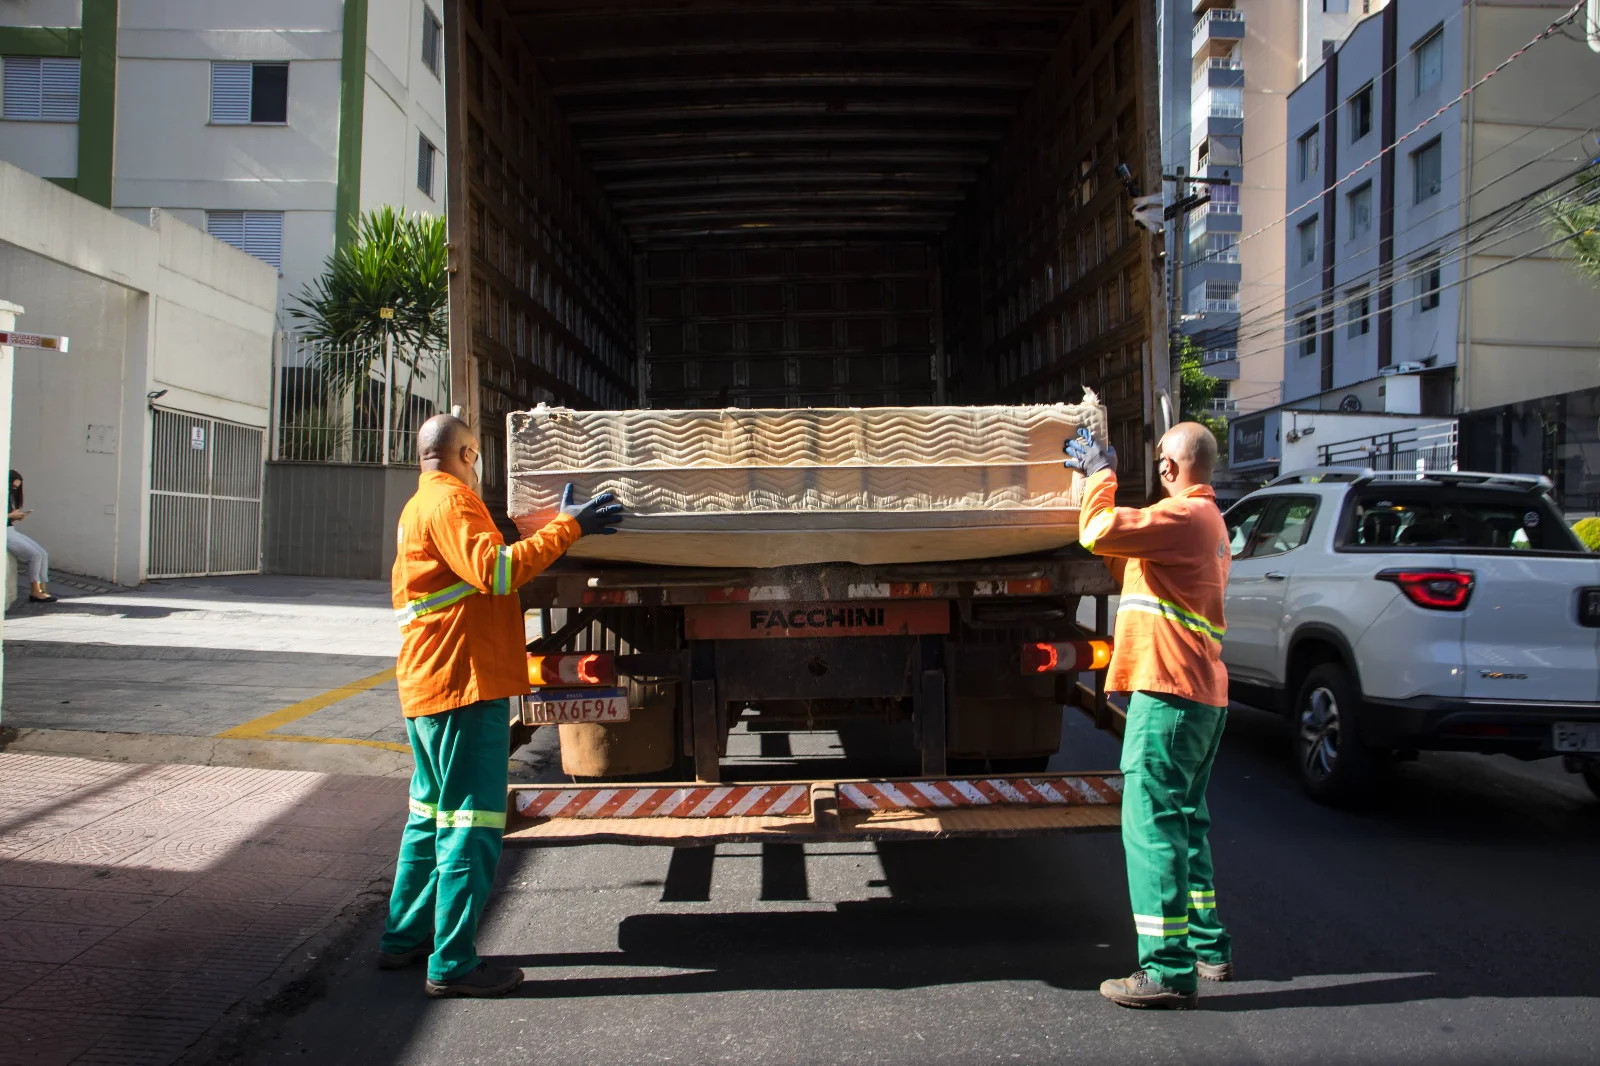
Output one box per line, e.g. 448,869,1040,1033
942,0,1162,501
449,0,638,510
641,242,939,410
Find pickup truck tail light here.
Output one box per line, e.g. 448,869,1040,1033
1376,569,1474,611
1022,640,1113,674
528,652,615,687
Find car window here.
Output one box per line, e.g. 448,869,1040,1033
1224,499,1272,559
1250,496,1318,559
1343,493,1585,552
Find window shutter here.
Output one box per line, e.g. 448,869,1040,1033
422,9,442,75
206,211,284,272
242,212,284,271
2,56,44,120
40,58,80,120
211,62,252,124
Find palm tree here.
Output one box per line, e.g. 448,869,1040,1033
1540,165,1600,291
288,208,450,457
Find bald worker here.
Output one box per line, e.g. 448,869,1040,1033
381,414,621,997
1065,421,1233,1010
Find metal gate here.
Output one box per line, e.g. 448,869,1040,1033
149,409,264,578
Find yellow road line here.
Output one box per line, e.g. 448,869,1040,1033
217,667,399,741
262,734,412,754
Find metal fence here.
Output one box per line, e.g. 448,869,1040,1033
149,410,264,578
1319,422,1459,474
272,333,451,466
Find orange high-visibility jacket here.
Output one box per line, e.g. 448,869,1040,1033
392,471,581,717
1077,469,1231,707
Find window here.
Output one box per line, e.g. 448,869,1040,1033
417,133,437,198
1209,183,1240,213
1204,280,1239,311
1344,493,1584,552
1416,254,1441,311
422,6,443,76
1324,0,1350,12
1297,127,1320,182
1,56,80,121
1347,286,1371,337
1349,83,1373,141
205,211,284,271
1298,216,1320,267
1348,182,1372,239
1224,499,1272,559
1296,308,1318,357
210,62,289,124
1414,28,1444,96
1321,39,1337,61
1412,138,1442,203
1256,499,1318,558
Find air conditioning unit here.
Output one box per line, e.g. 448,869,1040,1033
1380,361,1426,376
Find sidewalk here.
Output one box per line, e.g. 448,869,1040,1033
0,752,407,1066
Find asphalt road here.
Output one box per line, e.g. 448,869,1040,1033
241,707,1600,1066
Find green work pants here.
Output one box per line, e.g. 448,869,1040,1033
381,698,510,983
1119,691,1231,994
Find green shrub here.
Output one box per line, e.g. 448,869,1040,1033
1573,517,1600,552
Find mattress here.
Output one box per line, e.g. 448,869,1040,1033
506,395,1106,568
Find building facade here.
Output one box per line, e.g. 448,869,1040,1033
0,0,446,323
1252,0,1600,509
1161,0,1382,420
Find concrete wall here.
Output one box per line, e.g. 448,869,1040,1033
1459,1,1600,412
0,162,276,585
262,461,417,579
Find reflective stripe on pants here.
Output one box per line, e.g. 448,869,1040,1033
1120,692,1231,993
381,699,510,983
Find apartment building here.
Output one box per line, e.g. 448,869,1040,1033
1161,0,1383,419
1246,0,1600,508
0,0,446,321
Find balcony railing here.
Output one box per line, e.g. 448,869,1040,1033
1193,8,1244,38
1202,348,1239,364
1193,56,1244,83
1199,299,1240,313
1208,397,1241,414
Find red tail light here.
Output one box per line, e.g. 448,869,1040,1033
528,652,615,687
1022,640,1113,674
1377,569,1474,611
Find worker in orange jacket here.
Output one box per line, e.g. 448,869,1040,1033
1065,421,1232,1010
379,413,621,998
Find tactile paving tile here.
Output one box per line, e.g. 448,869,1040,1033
508,397,1107,567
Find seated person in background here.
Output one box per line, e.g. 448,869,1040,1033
8,470,56,603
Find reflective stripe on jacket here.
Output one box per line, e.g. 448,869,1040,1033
1078,469,1230,707
392,471,581,717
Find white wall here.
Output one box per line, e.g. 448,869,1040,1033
1278,410,1450,471
0,110,78,181
0,162,277,584
361,0,448,217
1,2,83,25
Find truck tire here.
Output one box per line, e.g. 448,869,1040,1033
1293,662,1384,807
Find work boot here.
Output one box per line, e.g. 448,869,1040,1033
424,962,525,999
1196,959,1234,982
1099,970,1197,1010
376,944,431,970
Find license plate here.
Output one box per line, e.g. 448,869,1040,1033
1553,721,1600,753
522,687,630,726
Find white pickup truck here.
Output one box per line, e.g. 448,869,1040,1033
1219,469,1600,805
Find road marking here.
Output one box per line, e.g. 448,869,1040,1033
216,667,401,751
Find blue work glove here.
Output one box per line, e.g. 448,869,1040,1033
559,483,624,536
1063,427,1117,477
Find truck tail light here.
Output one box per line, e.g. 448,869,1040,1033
1377,569,1474,611
1021,640,1113,674
528,652,615,687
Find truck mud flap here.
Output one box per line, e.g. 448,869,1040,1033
503,772,1122,846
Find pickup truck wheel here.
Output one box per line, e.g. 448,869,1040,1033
1581,763,1600,802
1293,663,1383,807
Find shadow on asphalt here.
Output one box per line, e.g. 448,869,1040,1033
493,704,1600,1010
